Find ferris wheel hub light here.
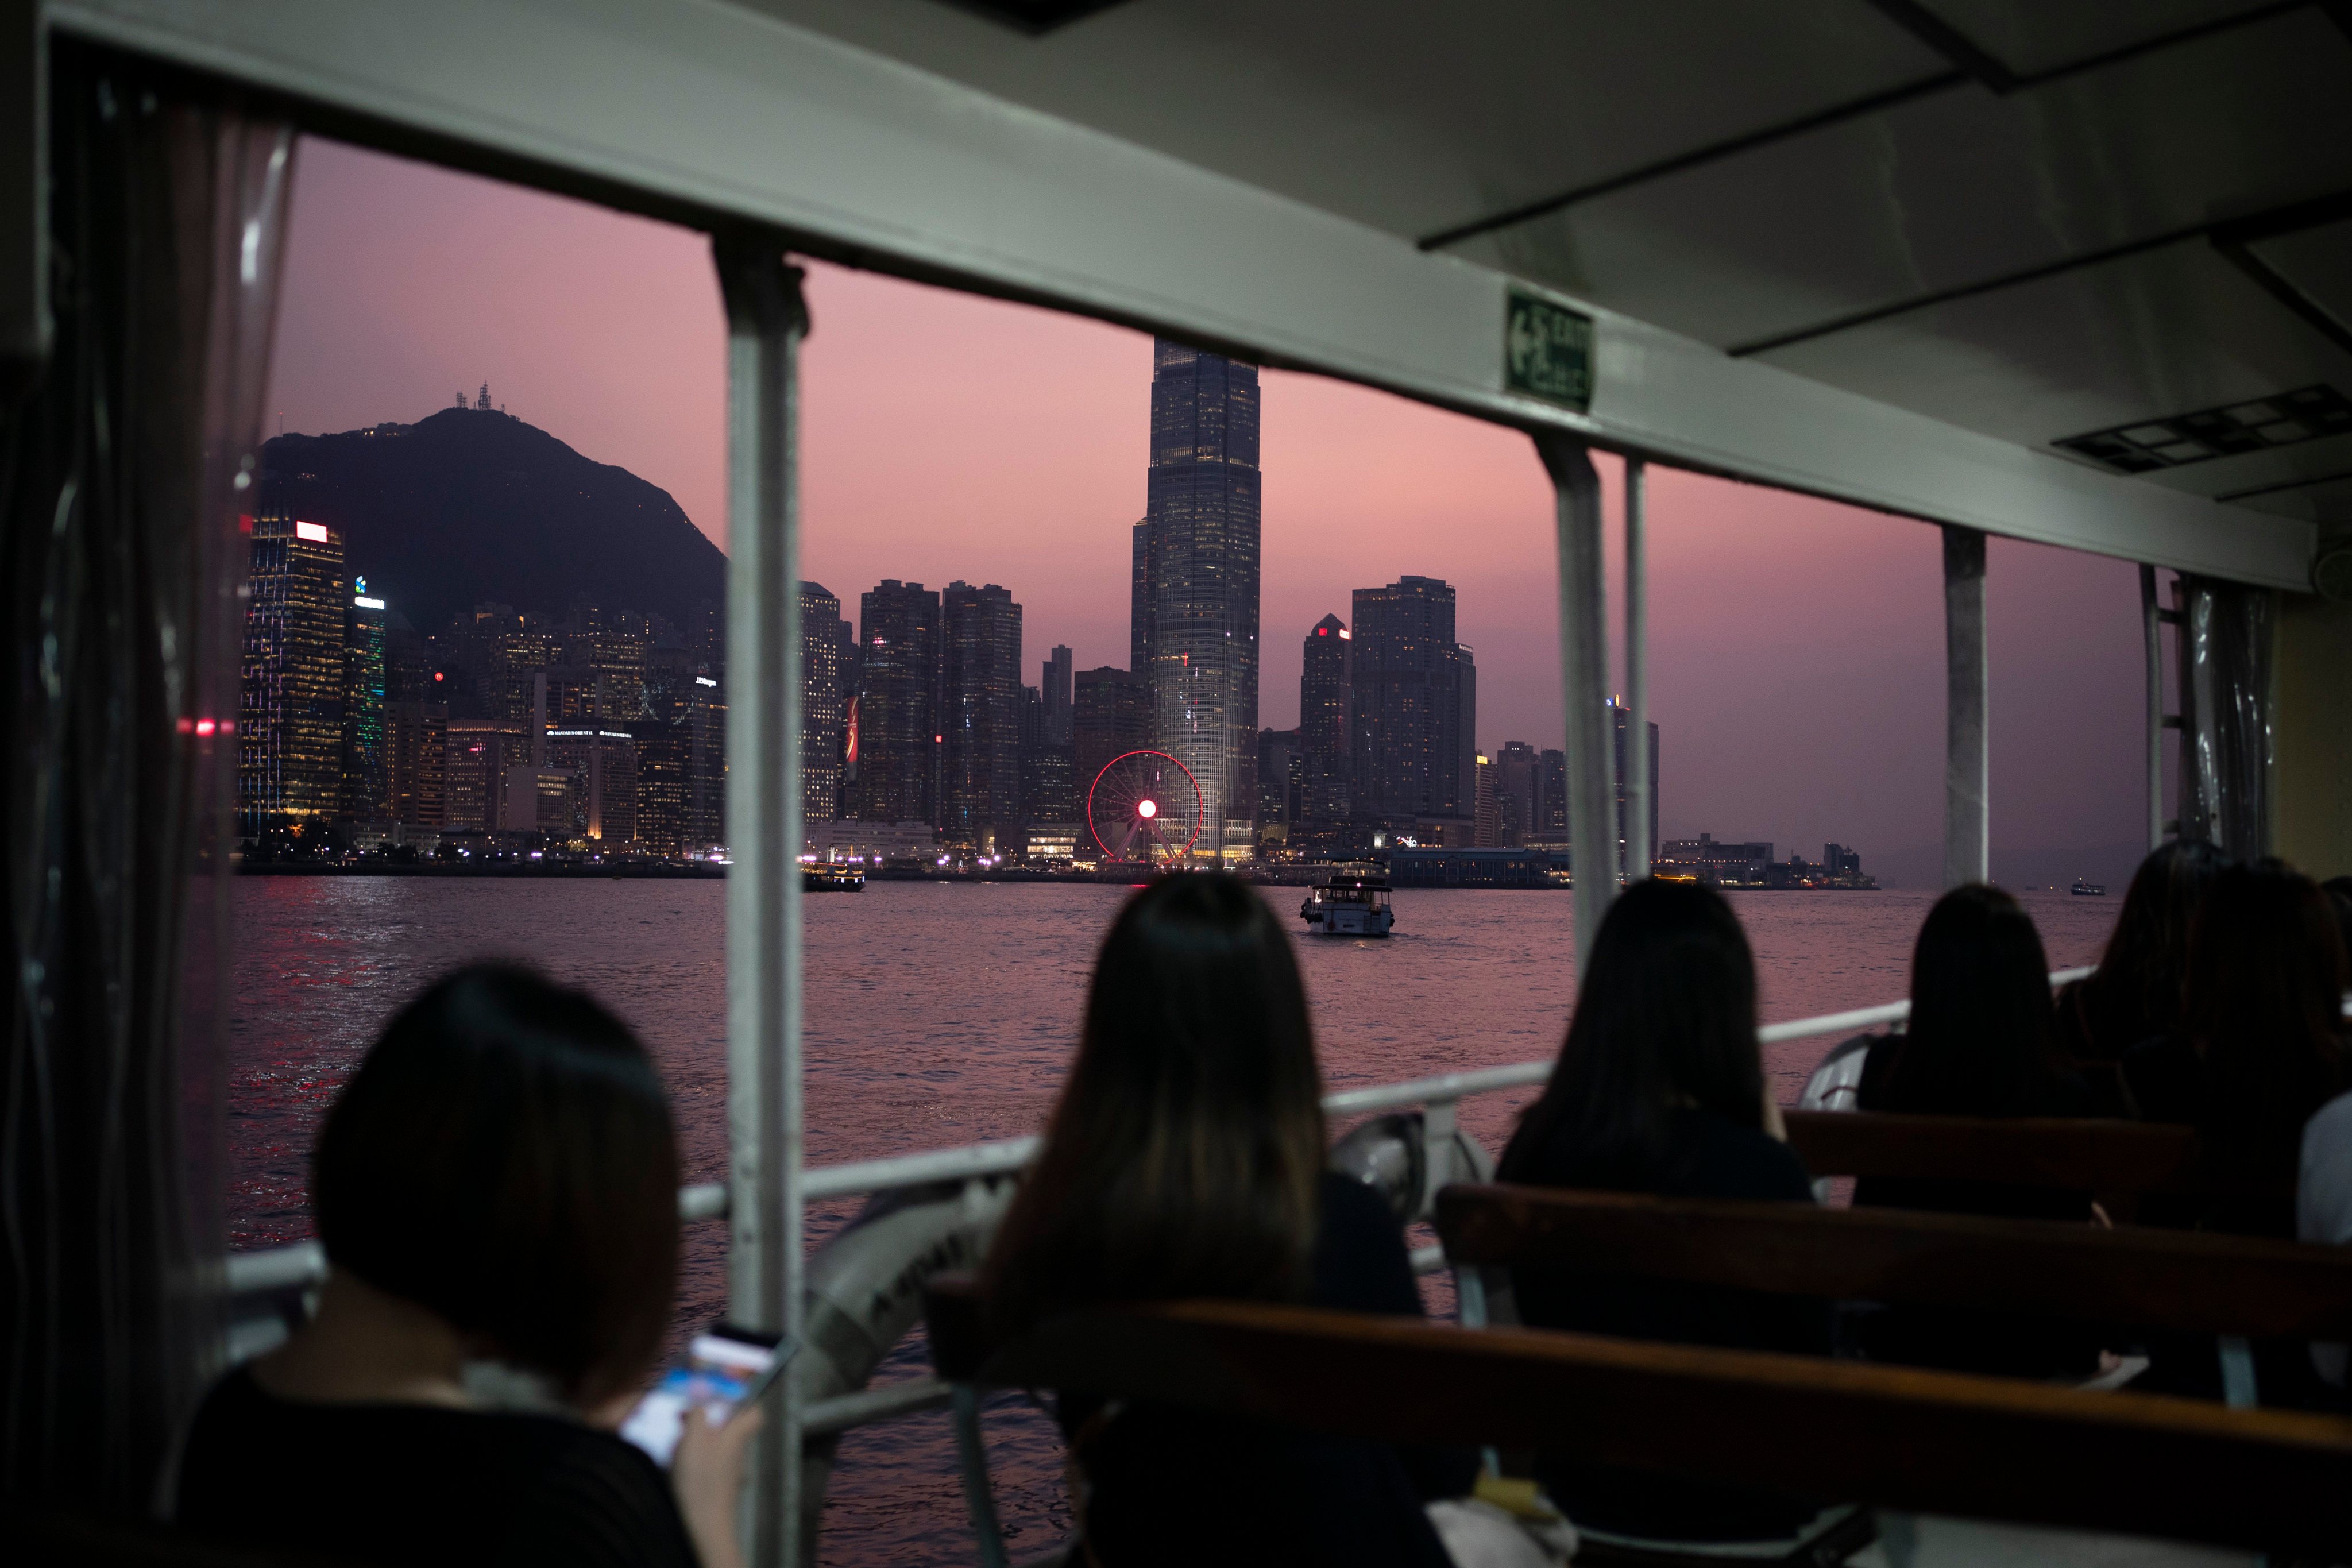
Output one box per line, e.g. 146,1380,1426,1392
1138,799,1158,819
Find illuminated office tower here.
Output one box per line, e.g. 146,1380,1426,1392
545,727,638,844
1611,701,1662,871
940,581,1023,853
1072,666,1149,795
1299,614,1352,824
341,581,389,822
240,514,347,841
800,582,848,824
1132,340,1260,862
1492,740,1541,848
1350,576,1476,822
444,717,528,830
856,580,942,828
385,700,449,829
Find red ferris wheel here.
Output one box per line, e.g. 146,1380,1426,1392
1085,750,1206,867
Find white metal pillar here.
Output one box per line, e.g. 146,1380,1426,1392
1622,459,1650,882
1942,526,1989,887
716,234,808,1568
1535,432,1618,973
2139,563,2164,853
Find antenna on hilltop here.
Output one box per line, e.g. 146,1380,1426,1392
476,382,492,412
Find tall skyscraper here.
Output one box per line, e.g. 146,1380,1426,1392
1018,685,1078,831
940,581,1024,852
800,582,848,824
1538,749,1569,843
240,513,347,842
1133,341,1261,863
342,582,389,822
1612,701,1662,871
1473,753,1500,847
1072,666,1150,802
1492,740,1541,848
444,717,528,831
1257,727,1304,855
1299,614,1352,824
385,700,449,829
546,727,637,843
1350,576,1476,823
856,580,941,827
1041,644,1074,747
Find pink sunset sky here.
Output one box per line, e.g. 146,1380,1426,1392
267,137,2154,888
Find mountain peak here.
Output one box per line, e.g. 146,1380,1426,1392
259,411,725,631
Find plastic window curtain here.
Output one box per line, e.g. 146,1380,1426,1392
0,42,293,1516
2174,575,2276,859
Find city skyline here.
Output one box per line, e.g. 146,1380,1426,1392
266,136,2154,886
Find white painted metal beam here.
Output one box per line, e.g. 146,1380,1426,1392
49,0,2318,588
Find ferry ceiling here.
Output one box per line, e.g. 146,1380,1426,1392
27,0,2352,589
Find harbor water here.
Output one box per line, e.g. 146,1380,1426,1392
227,876,2120,1563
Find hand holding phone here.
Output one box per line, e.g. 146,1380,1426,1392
620,1323,798,1467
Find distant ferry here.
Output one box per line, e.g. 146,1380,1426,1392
2071,879,2106,897
805,863,866,893
1300,868,1396,937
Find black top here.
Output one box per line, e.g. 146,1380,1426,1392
177,1368,698,1568
1507,1107,1832,1543
1066,1172,1467,1568
1850,1037,2106,1380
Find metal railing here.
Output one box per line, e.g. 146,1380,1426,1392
222,965,2095,1308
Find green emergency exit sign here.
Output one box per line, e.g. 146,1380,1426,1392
1505,289,1594,412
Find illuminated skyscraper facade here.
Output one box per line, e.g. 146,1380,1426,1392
941,581,1024,852
240,514,347,841
1299,613,1352,824
1133,340,1261,862
856,580,941,827
1350,576,1476,822
342,584,389,821
800,582,848,824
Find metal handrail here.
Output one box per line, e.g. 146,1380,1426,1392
221,967,2095,1299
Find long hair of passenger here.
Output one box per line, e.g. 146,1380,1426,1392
1497,879,1762,1189
2079,840,2229,1052
2183,862,2350,1168
982,874,1326,1337
1874,885,2060,1117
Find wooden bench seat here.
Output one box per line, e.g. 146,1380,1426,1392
1433,1183,2352,1339
921,1277,2352,1557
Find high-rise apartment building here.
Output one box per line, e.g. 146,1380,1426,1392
856,580,941,827
1350,576,1476,824
1072,666,1150,800
800,582,848,824
1538,749,1569,843
342,583,389,822
940,581,1024,852
1041,645,1074,747
1474,754,1500,847
1299,614,1352,824
239,514,347,841
1133,341,1261,862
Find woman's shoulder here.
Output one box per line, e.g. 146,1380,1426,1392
1670,1109,1816,1202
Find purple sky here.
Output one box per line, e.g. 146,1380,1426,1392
268,137,2153,886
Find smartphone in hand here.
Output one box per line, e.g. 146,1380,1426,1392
621,1323,799,1466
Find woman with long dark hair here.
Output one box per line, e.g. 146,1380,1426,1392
179,966,758,1568
2054,841,2229,1095
1497,879,1832,1546
1851,886,2102,1377
983,874,1469,1568
2125,862,2350,1405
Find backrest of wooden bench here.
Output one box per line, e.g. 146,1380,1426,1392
1779,1110,2293,1199
1432,1183,2352,1338
939,1291,2352,1557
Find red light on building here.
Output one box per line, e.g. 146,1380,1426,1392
194,718,218,737
177,717,194,735
1315,627,1327,636
433,671,445,682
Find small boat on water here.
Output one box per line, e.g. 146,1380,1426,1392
805,863,866,893
1300,868,1396,937
2071,879,2106,897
